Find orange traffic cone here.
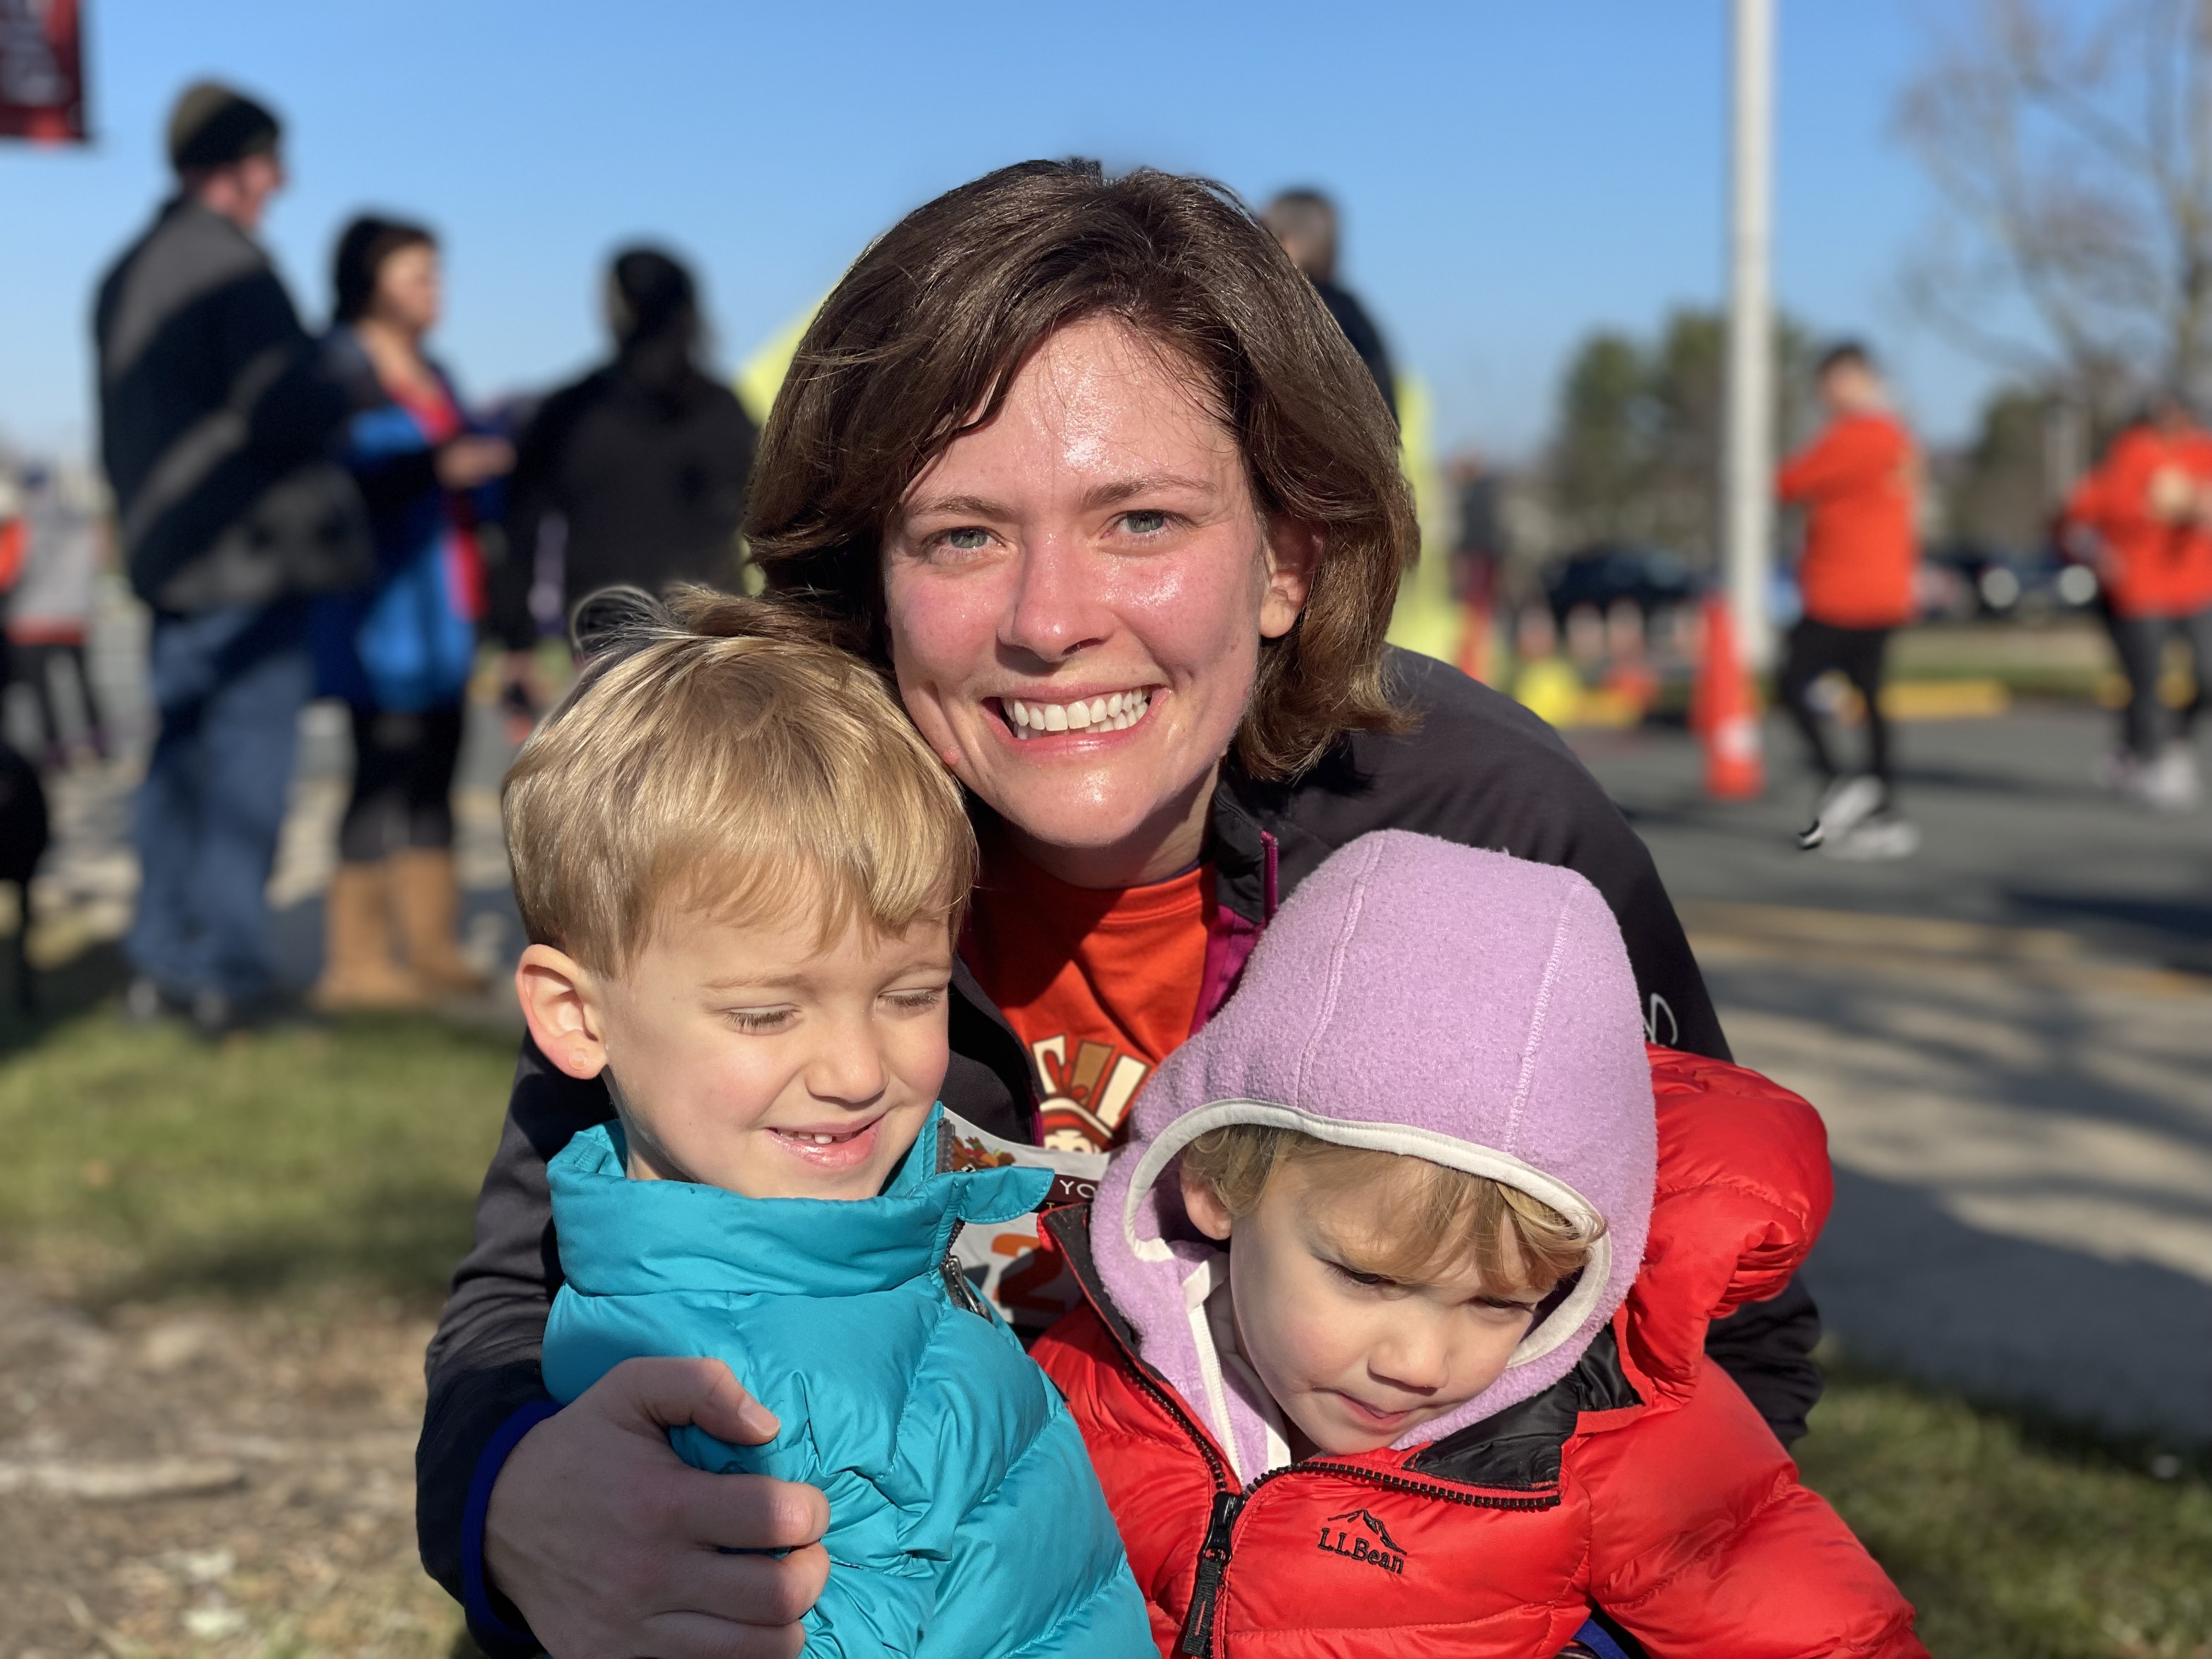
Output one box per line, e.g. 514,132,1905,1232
1694,593,1764,800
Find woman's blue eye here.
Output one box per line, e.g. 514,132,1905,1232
940,527,991,551
1119,510,1169,535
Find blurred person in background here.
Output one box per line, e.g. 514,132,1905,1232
7,461,112,769
0,468,22,596
1263,188,1397,420
2059,390,2212,810
1776,342,1922,861
94,81,363,1037
312,216,514,1009
491,247,755,702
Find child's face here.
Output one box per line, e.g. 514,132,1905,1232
1183,1159,1547,1456
517,906,955,1200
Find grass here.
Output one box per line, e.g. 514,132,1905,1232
0,1002,2206,1656
0,1004,515,1306
1798,1367,2212,1659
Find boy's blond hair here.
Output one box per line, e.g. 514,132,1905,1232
503,588,976,974
1180,1125,1602,1295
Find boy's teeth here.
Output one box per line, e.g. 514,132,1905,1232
1006,689,1152,740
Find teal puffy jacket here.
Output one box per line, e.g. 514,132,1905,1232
543,1108,1150,1658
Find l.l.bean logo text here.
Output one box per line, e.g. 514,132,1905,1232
1316,1508,1406,1575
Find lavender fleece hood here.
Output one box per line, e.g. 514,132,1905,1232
1091,830,1658,1480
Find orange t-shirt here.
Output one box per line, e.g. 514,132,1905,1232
1778,411,1920,628
962,847,1210,1153
2062,425,2212,618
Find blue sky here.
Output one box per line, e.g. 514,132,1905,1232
0,1,2001,462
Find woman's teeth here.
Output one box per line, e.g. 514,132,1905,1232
1005,689,1153,738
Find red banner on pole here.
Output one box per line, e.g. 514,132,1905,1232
0,0,88,143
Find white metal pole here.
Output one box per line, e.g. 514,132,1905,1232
1724,0,1776,670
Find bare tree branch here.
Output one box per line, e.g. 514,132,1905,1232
1895,0,2212,414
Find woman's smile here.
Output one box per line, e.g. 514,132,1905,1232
995,685,1160,740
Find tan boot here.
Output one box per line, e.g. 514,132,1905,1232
314,862,428,1011
390,847,489,995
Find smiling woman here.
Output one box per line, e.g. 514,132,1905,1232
417,159,1814,1659
880,315,1320,888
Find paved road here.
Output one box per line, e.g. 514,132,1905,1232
1573,706,2212,1443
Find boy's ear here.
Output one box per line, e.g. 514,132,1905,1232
1180,1163,1236,1243
515,943,610,1081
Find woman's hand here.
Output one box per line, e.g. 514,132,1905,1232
437,435,516,489
484,1357,831,1659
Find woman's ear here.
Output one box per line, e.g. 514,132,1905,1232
1180,1163,1237,1242
515,943,610,1080
1259,517,1324,640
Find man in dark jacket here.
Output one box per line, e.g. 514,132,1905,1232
95,82,358,1034
1263,188,1398,422
489,247,755,668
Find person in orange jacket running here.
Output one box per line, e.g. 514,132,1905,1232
1776,342,1922,859
2059,390,2212,810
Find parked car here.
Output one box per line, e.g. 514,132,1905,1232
1919,541,2100,621
1541,543,1696,625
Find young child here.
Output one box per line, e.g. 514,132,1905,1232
506,594,1150,1658
1033,830,1926,1658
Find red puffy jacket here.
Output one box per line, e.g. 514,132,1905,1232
1033,1046,1926,1658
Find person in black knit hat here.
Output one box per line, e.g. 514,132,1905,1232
94,80,360,1037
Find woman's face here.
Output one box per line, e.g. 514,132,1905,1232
373,243,442,337
882,317,1316,887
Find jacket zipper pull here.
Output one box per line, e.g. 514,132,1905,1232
1177,1488,1244,1656
940,1220,988,1318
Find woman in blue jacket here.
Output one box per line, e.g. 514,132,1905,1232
313,216,512,1008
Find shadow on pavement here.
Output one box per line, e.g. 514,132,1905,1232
1705,951,2212,1199
2005,887,2212,969
1808,1166,2212,1445
1878,758,2114,806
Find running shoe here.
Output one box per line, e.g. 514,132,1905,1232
1822,813,1922,861
2140,744,2202,811
1797,774,1884,851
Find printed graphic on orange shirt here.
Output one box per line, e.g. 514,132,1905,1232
1032,1035,1150,1153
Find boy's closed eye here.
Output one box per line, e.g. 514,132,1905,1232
717,984,949,1035
881,985,949,1016
721,1005,799,1035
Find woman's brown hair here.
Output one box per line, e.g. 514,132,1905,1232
746,159,1417,781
